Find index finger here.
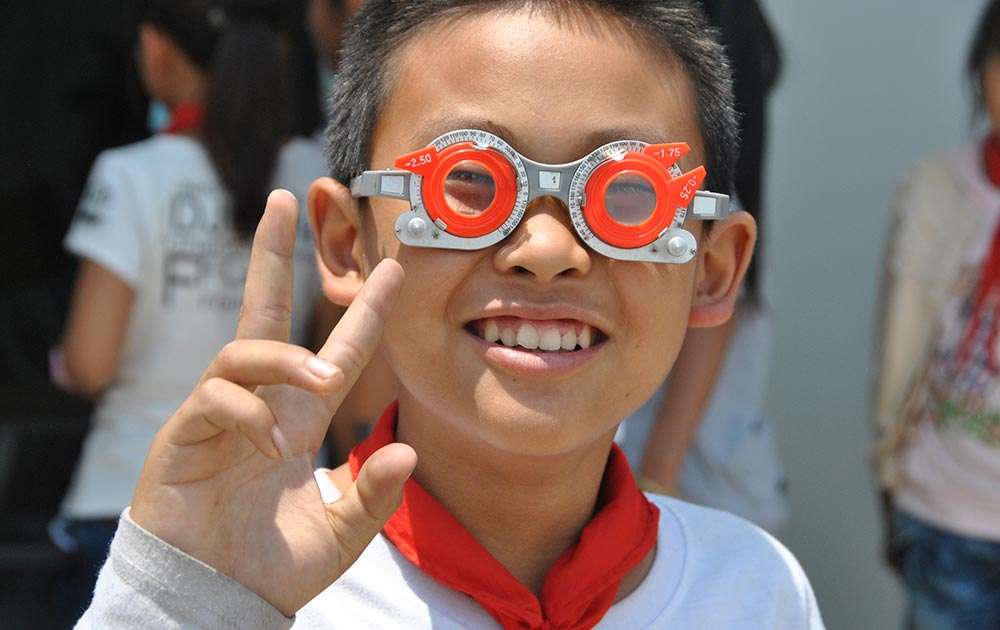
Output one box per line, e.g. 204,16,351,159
317,259,404,402
236,190,299,342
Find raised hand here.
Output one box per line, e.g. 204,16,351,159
129,190,415,616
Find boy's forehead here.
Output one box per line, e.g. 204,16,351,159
407,114,675,158
372,8,702,165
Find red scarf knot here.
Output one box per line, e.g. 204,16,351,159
349,403,659,630
163,102,204,135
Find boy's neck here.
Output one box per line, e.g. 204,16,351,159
393,394,654,596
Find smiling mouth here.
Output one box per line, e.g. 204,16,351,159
465,316,608,352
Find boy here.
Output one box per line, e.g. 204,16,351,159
79,1,823,627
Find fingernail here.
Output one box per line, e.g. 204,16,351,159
306,356,338,379
269,189,296,203
271,425,293,461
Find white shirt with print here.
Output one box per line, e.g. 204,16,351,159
61,134,326,519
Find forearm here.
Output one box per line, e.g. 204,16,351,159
640,317,737,492
873,272,933,429
62,260,134,395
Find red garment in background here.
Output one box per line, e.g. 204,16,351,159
957,133,1000,371
163,102,203,135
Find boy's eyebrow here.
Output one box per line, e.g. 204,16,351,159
410,117,518,148
578,126,671,149
410,117,671,156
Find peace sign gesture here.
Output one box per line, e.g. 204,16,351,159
129,190,416,616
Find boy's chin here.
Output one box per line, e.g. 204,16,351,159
465,397,622,457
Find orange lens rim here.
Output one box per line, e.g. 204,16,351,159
421,143,518,238
582,153,677,249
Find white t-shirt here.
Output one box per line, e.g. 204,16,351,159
616,305,789,533
303,473,820,629
892,138,1000,542
60,134,327,519
79,476,824,629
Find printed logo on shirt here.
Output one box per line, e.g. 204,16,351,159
76,179,112,225
160,182,312,311
161,182,247,310
907,263,1000,447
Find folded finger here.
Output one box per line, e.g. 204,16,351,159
202,339,344,395
165,377,282,458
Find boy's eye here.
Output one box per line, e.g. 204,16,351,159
604,172,657,226
445,162,497,217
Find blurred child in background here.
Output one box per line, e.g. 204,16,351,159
51,0,326,615
308,0,362,74
615,0,789,534
876,1,1000,625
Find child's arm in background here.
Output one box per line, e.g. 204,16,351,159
56,150,145,396
872,157,962,487
310,294,344,354
871,159,959,568
640,316,737,495
61,260,134,395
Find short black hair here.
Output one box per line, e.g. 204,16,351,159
326,0,737,196
970,0,1000,116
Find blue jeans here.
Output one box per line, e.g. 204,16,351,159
49,517,119,623
891,509,1000,630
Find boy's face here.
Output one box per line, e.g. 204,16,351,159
315,9,752,456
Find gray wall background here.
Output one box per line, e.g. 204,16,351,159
757,1,987,627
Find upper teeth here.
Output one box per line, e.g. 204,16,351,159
499,326,516,346
561,329,577,351
540,329,562,352
516,324,539,350
479,319,595,352
485,320,500,343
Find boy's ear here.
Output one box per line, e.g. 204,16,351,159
688,211,757,328
308,177,365,307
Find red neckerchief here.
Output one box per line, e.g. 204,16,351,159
163,102,204,135
956,132,1000,371
349,403,659,630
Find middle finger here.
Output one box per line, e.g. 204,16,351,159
202,339,343,395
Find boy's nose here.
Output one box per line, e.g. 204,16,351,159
493,197,592,282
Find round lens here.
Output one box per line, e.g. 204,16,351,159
444,161,496,217
603,171,657,226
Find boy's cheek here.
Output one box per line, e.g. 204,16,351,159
360,207,401,269
375,267,692,451
608,261,695,354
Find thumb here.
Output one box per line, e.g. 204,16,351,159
326,443,417,570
